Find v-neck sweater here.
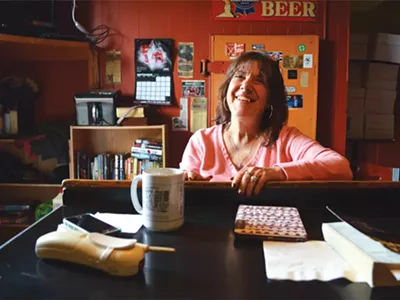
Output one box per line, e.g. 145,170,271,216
179,124,353,181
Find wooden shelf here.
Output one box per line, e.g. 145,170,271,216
69,125,167,179
0,224,29,229
0,183,60,202
0,33,91,62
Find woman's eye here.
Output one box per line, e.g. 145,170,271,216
235,74,245,79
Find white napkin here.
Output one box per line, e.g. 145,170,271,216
94,212,143,234
263,240,359,282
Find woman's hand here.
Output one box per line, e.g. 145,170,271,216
184,170,213,181
232,166,286,196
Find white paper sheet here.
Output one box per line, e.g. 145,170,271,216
94,213,143,234
263,240,359,282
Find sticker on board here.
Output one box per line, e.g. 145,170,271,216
303,54,313,68
285,86,297,93
288,70,298,80
298,44,306,52
225,43,245,58
287,95,303,108
283,55,303,69
252,44,265,51
268,51,283,61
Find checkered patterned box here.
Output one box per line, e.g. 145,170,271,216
234,205,307,242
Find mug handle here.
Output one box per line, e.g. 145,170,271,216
130,175,143,214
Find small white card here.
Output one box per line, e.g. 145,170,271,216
303,54,313,68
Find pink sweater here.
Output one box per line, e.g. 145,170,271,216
179,125,353,181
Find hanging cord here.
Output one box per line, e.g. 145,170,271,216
72,0,110,45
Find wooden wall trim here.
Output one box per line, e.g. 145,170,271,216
318,0,350,155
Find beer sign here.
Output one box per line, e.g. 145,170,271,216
212,0,317,22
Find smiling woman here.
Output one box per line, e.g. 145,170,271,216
179,51,353,197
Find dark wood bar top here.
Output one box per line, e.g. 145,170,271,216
1,180,400,299
62,179,400,190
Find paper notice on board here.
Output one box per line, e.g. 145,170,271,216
190,97,207,133
178,42,194,78
172,98,188,131
300,72,309,88
106,50,121,85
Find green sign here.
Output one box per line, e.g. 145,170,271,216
298,44,306,52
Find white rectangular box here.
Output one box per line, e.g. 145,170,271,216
372,33,400,64
346,115,364,139
366,63,398,90
364,89,397,114
364,114,394,140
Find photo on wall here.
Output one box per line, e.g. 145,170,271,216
283,55,303,69
134,38,173,105
135,39,173,72
287,95,303,108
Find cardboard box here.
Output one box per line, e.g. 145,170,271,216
116,107,145,118
348,63,364,88
346,115,364,139
366,63,399,90
364,89,397,114
347,97,364,116
372,33,400,64
350,34,368,60
348,88,366,98
364,114,394,140
347,88,365,116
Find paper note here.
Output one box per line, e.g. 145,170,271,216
190,97,208,133
172,98,188,131
303,54,313,68
182,80,205,97
300,71,309,88
106,50,121,85
94,213,143,234
263,240,359,282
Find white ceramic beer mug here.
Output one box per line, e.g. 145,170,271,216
130,168,184,232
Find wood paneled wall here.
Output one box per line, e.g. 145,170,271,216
85,0,349,168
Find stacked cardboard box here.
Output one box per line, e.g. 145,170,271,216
347,33,399,140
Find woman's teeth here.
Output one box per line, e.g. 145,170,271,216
237,96,252,102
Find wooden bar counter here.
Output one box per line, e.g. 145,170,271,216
0,179,399,299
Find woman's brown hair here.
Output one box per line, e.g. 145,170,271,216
214,51,288,147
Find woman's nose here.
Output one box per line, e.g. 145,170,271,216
240,75,253,90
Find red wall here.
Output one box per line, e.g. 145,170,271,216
86,0,350,168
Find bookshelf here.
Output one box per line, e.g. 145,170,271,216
69,125,167,179
0,183,60,244
0,33,95,244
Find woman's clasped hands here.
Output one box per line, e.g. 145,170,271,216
231,166,286,196
183,166,286,196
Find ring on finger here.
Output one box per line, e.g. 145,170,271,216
251,175,259,182
245,171,252,177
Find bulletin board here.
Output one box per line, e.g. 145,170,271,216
210,35,319,139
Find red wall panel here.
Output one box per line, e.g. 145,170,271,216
86,0,348,168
